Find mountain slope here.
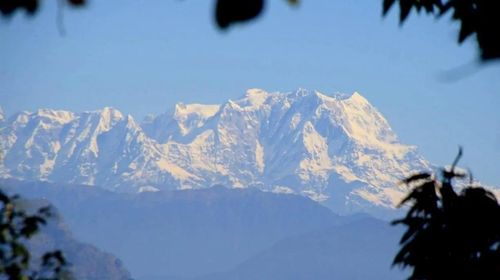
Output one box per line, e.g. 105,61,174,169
2,179,342,279
28,214,133,280
198,217,406,280
0,89,429,214
0,188,132,280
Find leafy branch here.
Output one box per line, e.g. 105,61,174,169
393,148,500,279
0,188,72,280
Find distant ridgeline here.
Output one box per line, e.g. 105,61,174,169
1,178,405,280
2,88,432,215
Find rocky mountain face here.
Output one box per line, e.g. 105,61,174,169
0,89,429,214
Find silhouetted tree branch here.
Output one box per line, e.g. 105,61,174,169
383,0,500,61
0,188,72,280
393,148,500,279
0,0,84,17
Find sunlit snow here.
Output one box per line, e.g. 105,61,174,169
0,89,433,214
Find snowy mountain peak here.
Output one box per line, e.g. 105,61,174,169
295,87,311,96
35,109,75,124
100,106,124,119
172,103,220,136
245,88,268,97
95,107,124,123
349,91,368,103
240,88,269,108
1,88,432,215
174,103,219,119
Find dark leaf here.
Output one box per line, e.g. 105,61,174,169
67,0,86,6
37,206,52,217
215,0,264,29
422,0,435,13
383,0,397,15
20,216,45,237
458,20,475,43
399,0,413,23
0,191,10,204
12,243,30,266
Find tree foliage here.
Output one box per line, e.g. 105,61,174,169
393,148,500,279
0,188,72,280
383,0,500,61
0,0,84,16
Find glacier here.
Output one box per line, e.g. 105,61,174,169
0,89,430,214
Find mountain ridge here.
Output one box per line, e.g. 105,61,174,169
0,88,429,215
1,178,345,279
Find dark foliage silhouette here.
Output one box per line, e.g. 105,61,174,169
393,148,500,279
0,0,84,17
0,187,72,280
215,0,265,29
383,0,500,61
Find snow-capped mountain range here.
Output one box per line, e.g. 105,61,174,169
0,89,430,214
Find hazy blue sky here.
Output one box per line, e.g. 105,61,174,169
1,0,499,185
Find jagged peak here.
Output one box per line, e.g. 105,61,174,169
220,99,242,114
287,88,364,100
231,88,270,109
4,108,74,125
79,107,125,128
174,103,220,119
174,102,187,111
313,90,342,103
245,88,268,96
125,114,144,130
287,88,344,103
100,107,124,120
346,91,369,105
122,115,144,134
294,87,311,96
80,107,124,121
126,114,136,124
34,108,75,124
294,89,366,103
10,111,31,124
74,107,126,135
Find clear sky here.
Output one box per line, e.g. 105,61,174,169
1,0,499,186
